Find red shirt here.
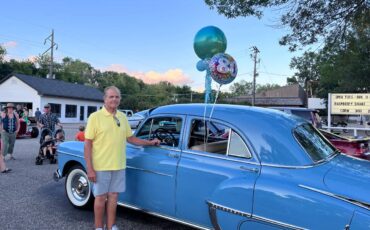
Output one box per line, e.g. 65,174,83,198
75,131,85,141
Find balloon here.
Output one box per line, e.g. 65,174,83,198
196,60,208,71
209,53,238,85
193,26,227,60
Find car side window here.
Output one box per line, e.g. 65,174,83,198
136,116,182,147
188,119,251,159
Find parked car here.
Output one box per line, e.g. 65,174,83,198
54,104,370,230
119,109,133,117
127,110,148,129
16,118,39,139
269,107,322,128
319,129,370,160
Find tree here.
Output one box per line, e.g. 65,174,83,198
0,45,6,62
205,0,369,51
289,51,320,92
256,83,281,93
286,76,298,85
59,57,94,84
229,80,253,96
317,19,370,97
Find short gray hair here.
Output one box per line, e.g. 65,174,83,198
104,86,121,98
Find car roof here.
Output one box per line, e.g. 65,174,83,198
149,103,313,166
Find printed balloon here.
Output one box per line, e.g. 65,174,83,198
209,53,238,85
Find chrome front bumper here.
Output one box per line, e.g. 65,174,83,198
53,169,62,182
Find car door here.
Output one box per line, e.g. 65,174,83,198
176,116,260,229
119,115,184,217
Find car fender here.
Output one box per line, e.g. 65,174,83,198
207,167,260,229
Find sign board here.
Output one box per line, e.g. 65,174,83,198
331,93,370,115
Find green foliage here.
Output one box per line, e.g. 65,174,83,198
0,45,6,62
205,0,369,51
229,80,281,96
286,76,298,85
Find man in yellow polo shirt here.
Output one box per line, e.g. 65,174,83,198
84,86,160,230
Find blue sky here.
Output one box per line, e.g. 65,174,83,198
0,0,298,91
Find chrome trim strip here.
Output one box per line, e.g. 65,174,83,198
299,185,370,211
207,201,252,218
126,166,173,177
117,202,210,230
182,150,260,166
208,204,221,230
252,214,307,230
57,150,83,159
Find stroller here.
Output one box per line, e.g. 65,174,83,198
35,128,65,165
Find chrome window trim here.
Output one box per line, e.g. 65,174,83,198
126,166,173,177
299,185,370,211
117,202,211,230
136,115,184,149
227,131,252,159
182,150,260,165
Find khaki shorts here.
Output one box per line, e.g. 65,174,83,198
92,169,126,197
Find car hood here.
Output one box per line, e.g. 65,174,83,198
323,154,370,206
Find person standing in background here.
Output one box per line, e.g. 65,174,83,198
1,103,20,160
35,108,41,121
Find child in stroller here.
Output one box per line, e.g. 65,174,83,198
35,128,64,165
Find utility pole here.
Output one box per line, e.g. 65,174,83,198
250,46,259,106
42,29,58,79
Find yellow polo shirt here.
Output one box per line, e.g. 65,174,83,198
85,107,132,171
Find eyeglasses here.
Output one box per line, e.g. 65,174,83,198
113,116,120,127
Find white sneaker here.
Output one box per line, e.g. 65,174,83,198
111,225,119,230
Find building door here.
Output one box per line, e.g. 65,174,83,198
79,106,84,121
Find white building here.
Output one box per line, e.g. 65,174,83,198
0,73,104,123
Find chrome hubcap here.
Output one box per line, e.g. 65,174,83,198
71,173,89,201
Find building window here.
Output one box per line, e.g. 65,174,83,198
87,106,97,118
65,104,77,118
50,103,61,118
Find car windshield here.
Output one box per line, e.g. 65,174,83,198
293,124,337,162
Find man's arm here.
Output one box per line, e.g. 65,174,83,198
84,139,96,182
127,136,160,146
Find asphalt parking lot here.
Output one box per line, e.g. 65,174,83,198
0,124,193,230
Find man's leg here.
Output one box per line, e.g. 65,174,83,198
7,133,16,159
1,132,9,158
106,192,118,229
94,194,107,229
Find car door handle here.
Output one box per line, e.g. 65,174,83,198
167,153,179,158
240,166,259,173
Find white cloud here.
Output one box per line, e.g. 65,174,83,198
27,55,38,63
103,64,193,86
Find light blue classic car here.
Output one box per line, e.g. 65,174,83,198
54,104,370,230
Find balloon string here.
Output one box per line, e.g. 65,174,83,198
209,84,221,122
205,84,222,145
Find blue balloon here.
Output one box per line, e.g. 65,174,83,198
196,60,208,71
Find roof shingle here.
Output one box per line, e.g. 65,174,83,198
4,73,103,102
